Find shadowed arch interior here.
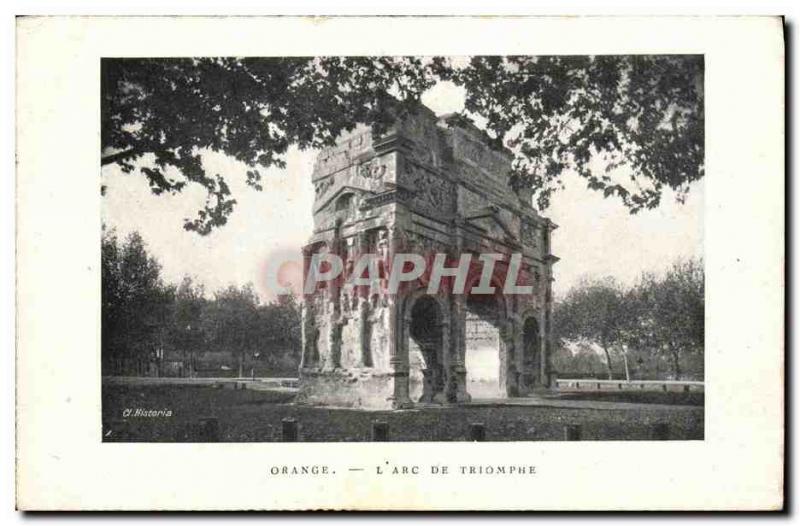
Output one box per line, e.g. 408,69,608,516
523,316,541,386
408,295,444,403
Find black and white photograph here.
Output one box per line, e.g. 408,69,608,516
12,15,783,511
99,54,705,442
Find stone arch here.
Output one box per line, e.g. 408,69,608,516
463,270,512,320
516,307,544,390
523,316,541,377
400,288,451,404
463,272,515,398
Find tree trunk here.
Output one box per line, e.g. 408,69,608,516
601,346,613,380
622,351,631,381
238,353,244,379
670,348,682,380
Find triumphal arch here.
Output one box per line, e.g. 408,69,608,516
298,104,559,409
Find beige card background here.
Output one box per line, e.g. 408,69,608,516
15,16,784,510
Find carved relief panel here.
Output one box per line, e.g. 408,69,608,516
521,221,538,249
402,161,454,218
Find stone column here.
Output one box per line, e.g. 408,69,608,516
536,301,546,387
543,224,558,389
418,343,437,403
447,218,471,403
385,224,412,409
355,231,373,368
300,302,310,369
544,278,555,389
387,298,411,408
513,301,527,395
500,315,520,397
359,299,372,367
329,316,343,370
433,313,450,404
330,219,343,312
450,293,471,403
300,246,319,371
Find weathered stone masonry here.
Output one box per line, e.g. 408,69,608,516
297,105,559,409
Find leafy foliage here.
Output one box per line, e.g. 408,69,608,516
101,57,433,233
437,56,704,211
102,56,704,233
553,277,629,379
101,229,174,374
627,259,705,379
101,228,302,376
553,258,704,380
167,276,208,374
551,342,612,378
204,284,262,377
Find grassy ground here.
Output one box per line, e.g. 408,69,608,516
102,383,703,442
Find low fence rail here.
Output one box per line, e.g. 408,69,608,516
556,378,704,392
103,376,300,390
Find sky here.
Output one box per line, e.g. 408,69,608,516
101,81,704,302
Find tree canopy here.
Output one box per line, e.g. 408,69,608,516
101,228,301,376
101,56,704,234
627,259,704,380
553,258,704,380
101,229,174,373
553,277,630,379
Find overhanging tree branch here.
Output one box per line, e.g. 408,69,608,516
101,147,143,166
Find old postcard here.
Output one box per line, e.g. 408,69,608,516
15,16,784,510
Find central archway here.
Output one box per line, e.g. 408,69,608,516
406,294,446,403
465,293,504,399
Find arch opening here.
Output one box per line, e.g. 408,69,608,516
408,295,444,403
522,316,541,388
465,293,503,399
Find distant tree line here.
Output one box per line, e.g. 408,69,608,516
101,228,301,377
101,227,702,381
552,258,704,381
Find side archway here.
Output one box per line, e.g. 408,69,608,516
522,315,542,386
400,289,450,404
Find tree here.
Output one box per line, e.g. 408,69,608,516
255,293,302,374
551,340,610,378
553,278,630,379
628,258,704,380
203,284,262,378
437,56,704,212
168,276,209,377
101,228,174,375
101,229,306,377
102,56,703,234
551,260,705,381
101,57,433,234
